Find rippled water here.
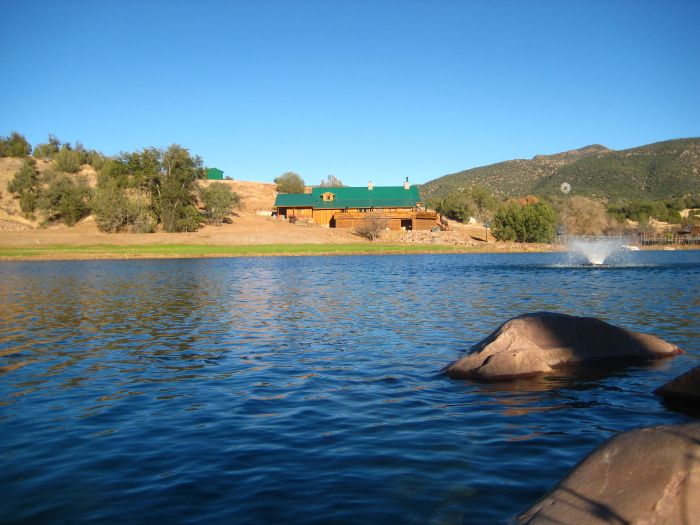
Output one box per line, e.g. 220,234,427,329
2,252,699,524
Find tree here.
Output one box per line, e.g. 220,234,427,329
275,171,305,193
554,196,611,235
492,201,556,243
0,131,32,157
39,174,92,225
91,177,131,232
432,186,497,223
354,213,388,241
201,183,240,225
469,186,498,222
434,191,474,222
318,174,343,187
159,144,204,232
7,160,40,216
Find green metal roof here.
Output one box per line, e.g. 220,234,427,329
206,168,224,180
274,185,422,209
274,193,315,207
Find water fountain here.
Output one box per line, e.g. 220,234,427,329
558,182,633,266
566,236,629,265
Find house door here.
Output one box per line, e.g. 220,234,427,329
401,219,412,231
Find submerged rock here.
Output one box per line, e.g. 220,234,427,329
517,422,700,525
656,365,700,404
444,312,681,381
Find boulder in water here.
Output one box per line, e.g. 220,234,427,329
655,365,700,404
444,312,681,381
517,422,700,525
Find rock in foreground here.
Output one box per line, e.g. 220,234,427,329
517,423,700,525
444,312,681,381
656,364,700,404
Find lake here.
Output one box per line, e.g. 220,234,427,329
1,251,699,524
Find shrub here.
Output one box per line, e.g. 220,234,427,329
354,213,388,241
176,205,201,232
432,186,497,223
32,135,61,159
54,147,82,173
0,131,32,157
7,160,40,216
434,192,474,222
92,178,130,232
274,171,305,193
201,182,240,225
492,201,556,243
86,150,106,170
39,175,92,225
128,199,157,233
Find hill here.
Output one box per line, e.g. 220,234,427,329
0,157,278,229
422,138,700,201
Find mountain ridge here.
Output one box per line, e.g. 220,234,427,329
422,138,700,201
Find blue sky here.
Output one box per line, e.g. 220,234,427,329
1,0,699,186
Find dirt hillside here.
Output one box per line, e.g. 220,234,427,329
0,156,511,249
199,179,277,212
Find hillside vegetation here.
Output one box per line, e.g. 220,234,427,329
422,138,700,201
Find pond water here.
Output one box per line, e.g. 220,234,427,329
1,251,699,524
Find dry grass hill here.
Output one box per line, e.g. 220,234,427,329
0,157,495,247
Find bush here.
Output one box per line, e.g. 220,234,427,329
54,147,82,173
432,186,497,223
201,183,240,225
92,178,130,232
354,213,388,241
93,177,160,234
32,135,61,159
129,198,157,233
434,192,474,222
173,205,201,232
0,131,32,157
39,175,92,225
274,171,305,193
7,160,40,216
492,201,556,243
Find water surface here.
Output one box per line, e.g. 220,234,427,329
1,251,699,524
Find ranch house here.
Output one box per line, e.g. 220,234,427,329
274,179,439,230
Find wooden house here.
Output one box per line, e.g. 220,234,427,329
274,180,439,230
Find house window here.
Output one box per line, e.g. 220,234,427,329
322,192,335,202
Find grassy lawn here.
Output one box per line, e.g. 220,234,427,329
0,243,487,260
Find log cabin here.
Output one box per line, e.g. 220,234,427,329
274,179,439,230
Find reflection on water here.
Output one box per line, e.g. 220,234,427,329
1,252,699,525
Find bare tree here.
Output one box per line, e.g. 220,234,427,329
354,213,388,241
319,174,343,187
565,196,612,235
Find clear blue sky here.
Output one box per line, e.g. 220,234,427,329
1,0,699,186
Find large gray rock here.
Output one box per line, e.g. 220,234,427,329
517,422,700,525
656,365,700,404
444,312,681,381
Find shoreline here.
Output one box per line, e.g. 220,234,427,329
1,242,697,262
0,242,556,261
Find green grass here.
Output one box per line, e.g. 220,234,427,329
0,242,486,260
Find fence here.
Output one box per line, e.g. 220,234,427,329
555,233,700,246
